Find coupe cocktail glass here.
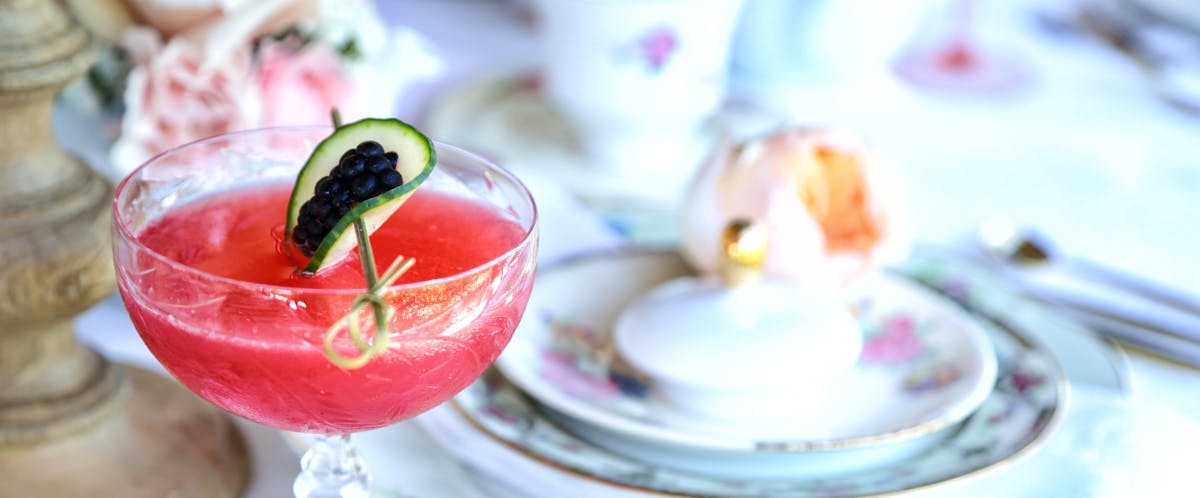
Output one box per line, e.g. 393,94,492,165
112,127,538,497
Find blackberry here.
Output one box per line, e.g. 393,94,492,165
380,170,403,189
328,179,347,196
314,177,335,198
309,198,332,219
356,140,385,157
351,175,380,200
332,189,351,207
292,224,311,244
291,140,407,256
284,117,434,273
366,155,390,174
340,154,366,178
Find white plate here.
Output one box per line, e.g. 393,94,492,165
427,382,1196,498
453,294,1064,498
496,251,1007,478
899,248,1131,394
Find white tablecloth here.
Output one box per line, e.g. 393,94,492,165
71,0,1200,496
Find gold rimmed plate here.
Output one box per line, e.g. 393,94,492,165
493,250,1029,479
451,324,1062,498
441,252,1068,496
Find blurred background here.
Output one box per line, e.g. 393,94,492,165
59,0,1200,290
36,0,1199,495
55,0,1200,421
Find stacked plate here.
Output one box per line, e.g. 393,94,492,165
428,250,1120,497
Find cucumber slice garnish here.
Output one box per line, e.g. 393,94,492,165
285,118,435,273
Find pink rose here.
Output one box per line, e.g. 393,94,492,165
682,129,909,290
110,29,261,171
255,41,360,127
100,0,432,176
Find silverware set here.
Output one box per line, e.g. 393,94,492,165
1046,0,1200,116
975,218,1200,367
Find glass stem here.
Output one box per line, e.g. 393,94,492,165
293,434,370,498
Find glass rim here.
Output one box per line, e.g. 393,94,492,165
112,125,539,295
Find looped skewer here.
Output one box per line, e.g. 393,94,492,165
322,218,416,369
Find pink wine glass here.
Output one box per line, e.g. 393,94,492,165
892,0,1029,96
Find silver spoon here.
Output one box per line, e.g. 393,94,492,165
979,220,1195,357
979,219,1200,316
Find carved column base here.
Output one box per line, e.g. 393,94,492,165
0,1,254,495
0,366,250,497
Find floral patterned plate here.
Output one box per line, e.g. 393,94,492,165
494,251,1013,478
456,331,1060,498
452,251,1066,496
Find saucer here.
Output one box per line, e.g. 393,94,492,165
612,274,866,423
898,247,1130,394
495,251,1003,478
455,291,1063,498
434,376,1200,498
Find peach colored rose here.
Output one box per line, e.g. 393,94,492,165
69,0,318,45
255,41,358,127
121,0,222,37
110,28,261,171
682,129,909,290
120,0,318,41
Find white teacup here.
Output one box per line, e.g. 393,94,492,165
537,0,746,181
732,0,935,84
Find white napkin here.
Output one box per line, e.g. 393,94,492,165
418,385,1200,498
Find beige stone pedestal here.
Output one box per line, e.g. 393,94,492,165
0,1,250,496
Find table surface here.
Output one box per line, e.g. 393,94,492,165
70,0,1200,496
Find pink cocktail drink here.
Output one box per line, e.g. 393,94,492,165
112,127,538,441
121,184,531,433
